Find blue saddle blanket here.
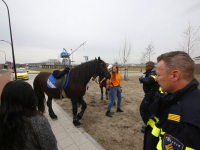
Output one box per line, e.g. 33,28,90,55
47,70,70,89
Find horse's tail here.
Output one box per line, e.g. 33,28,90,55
33,74,46,114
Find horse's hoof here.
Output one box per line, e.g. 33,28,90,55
50,114,58,120
77,113,82,120
73,120,81,127
106,97,109,100
101,97,103,100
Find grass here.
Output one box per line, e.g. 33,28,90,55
98,138,105,143
119,67,145,72
29,68,63,72
30,67,145,73
89,132,95,135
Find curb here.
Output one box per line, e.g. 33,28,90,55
52,100,105,150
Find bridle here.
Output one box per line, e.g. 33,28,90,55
99,63,111,79
92,62,111,84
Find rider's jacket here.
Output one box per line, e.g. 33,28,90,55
143,79,200,150
139,67,159,94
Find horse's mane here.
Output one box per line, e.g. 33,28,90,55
70,59,106,84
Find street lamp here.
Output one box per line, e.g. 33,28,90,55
0,40,11,45
71,49,73,66
0,50,6,62
1,0,17,80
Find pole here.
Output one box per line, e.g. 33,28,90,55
127,67,128,80
0,50,6,62
2,0,17,80
71,49,73,66
70,41,86,55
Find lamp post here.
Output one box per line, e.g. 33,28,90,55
71,49,73,66
1,0,17,80
0,40,11,45
0,50,6,62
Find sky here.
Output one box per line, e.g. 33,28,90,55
0,0,200,65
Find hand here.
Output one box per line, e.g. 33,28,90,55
100,77,106,84
109,79,111,83
139,77,143,81
139,77,144,82
120,87,122,93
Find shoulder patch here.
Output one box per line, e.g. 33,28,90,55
168,113,180,122
163,134,184,150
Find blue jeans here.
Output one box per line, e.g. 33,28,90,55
107,86,122,111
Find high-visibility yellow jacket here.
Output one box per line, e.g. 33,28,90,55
143,79,200,150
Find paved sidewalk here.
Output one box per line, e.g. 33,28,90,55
0,71,12,96
45,101,104,150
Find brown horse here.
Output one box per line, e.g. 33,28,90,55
92,73,108,100
98,76,108,100
33,57,110,127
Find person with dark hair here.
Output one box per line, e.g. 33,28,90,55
106,65,123,117
0,81,58,150
139,61,159,133
143,51,200,150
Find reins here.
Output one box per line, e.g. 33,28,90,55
110,82,121,93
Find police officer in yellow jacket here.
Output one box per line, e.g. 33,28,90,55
143,51,200,150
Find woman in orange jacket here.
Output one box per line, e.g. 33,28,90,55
106,65,123,117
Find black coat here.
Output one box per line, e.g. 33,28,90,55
144,78,200,150
139,67,159,94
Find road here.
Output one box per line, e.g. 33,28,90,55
0,72,37,96
24,74,37,87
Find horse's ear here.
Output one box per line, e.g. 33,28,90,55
98,57,101,62
95,57,97,60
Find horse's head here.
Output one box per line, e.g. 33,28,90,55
94,57,111,80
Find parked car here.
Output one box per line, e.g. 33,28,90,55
13,68,29,80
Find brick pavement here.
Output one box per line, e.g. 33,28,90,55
47,101,105,150
0,70,12,97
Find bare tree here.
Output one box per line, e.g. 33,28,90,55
140,51,147,64
114,57,119,65
119,38,131,77
178,21,200,56
145,42,155,61
141,42,155,63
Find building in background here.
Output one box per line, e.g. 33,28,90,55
194,56,200,74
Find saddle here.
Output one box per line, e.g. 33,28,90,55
53,67,70,79
53,67,70,100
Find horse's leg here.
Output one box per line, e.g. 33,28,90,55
37,90,45,114
101,86,103,100
72,99,81,127
47,96,57,120
77,98,87,120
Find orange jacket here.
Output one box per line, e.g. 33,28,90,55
106,72,121,87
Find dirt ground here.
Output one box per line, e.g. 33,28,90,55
54,75,145,150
